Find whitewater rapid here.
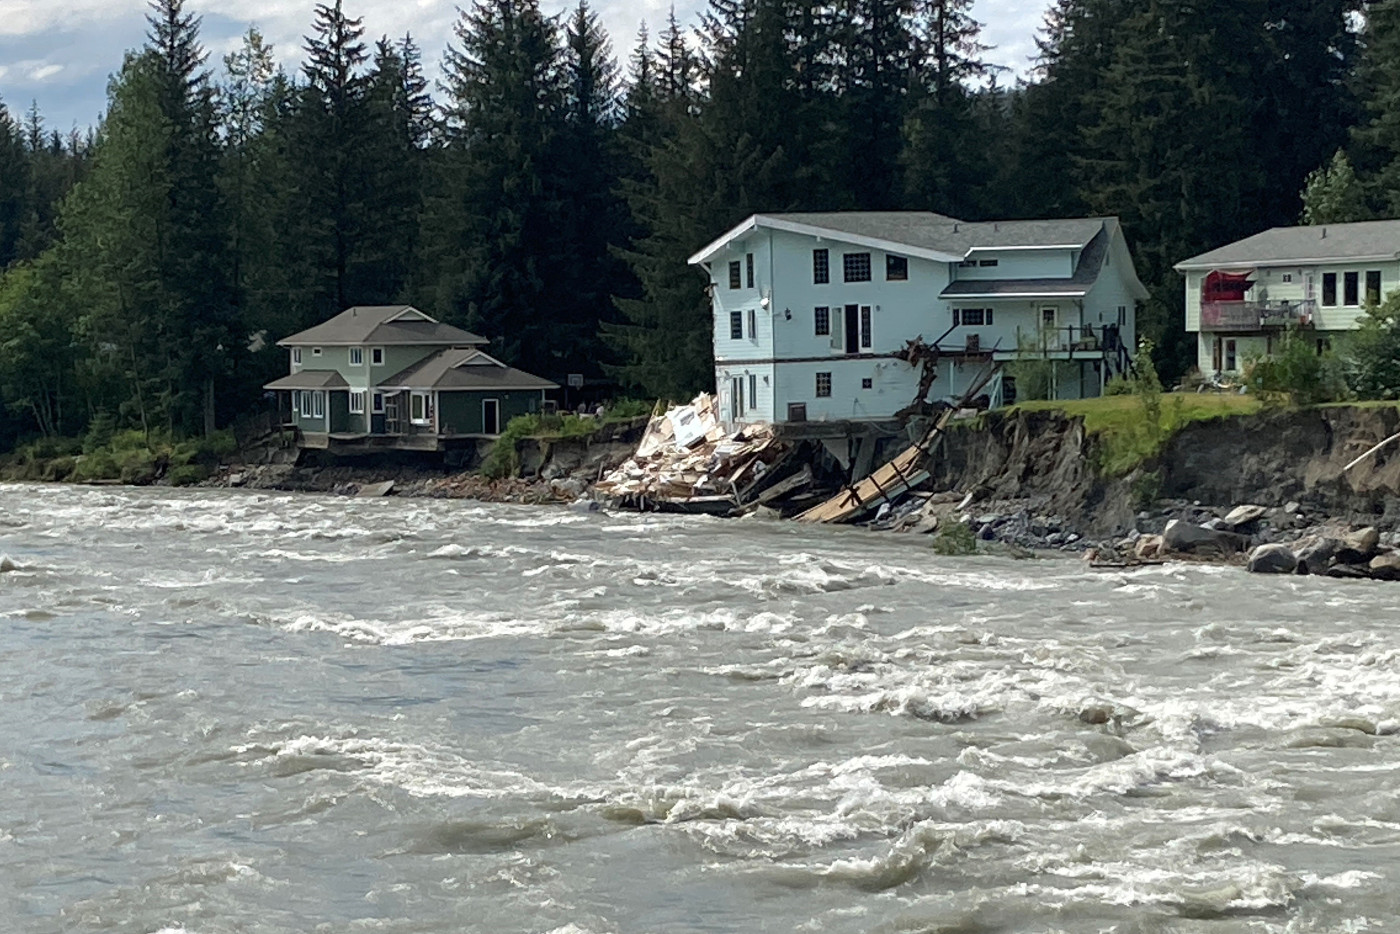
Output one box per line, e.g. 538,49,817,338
2,483,1399,932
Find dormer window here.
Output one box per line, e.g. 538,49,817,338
958,260,976,268
978,259,999,268
349,347,364,366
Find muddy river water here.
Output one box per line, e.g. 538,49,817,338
3,483,1400,933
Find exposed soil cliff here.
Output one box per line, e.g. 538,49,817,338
928,405,1400,536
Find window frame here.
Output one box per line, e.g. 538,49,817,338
349,390,365,414
957,307,988,326
311,346,322,357
1322,272,1337,306
372,392,385,414
978,258,999,268
814,306,830,336
885,255,908,281
860,306,872,348
812,249,829,284
747,373,757,407
312,390,325,419
729,311,743,340
1366,269,1382,305
746,308,756,340
292,347,302,366
842,252,872,283
298,390,312,418
349,346,364,366
815,371,832,398
371,347,385,366
745,252,754,289
861,377,873,390
1344,271,1359,306
728,260,742,290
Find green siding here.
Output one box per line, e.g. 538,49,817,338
284,345,436,391
329,391,351,433
438,391,541,435
372,345,437,386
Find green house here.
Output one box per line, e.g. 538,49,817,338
263,305,557,450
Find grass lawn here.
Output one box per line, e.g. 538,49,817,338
1010,393,1262,475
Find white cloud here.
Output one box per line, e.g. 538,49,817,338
28,63,63,81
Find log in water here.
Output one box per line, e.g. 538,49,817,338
2,483,1399,933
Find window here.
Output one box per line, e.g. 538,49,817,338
1345,271,1359,306
747,373,757,406
957,308,988,326
349,391,365,414
1367,270,1382,305
747,308,756,340
1282,273,1293,283
312,390,324,418
1322,272,1337,306
371,347,384,366
730,311,743,340
813,249,829,284
1225,339,1237,371
311,347,322,356
745,252,754,289
814,306,830,336
843,252,871,282
298,391,312,418
815,372,832,397
978,259,999,268
728,260,742,289
292,347,302,365
349,347,363,366
372,392,385,414
410,392,431,425
1116,306,1126,326
731,376,745,416
787,402,807,421
861,378,873,390
958,259,976,268
886,255,908,281
860,306,872,348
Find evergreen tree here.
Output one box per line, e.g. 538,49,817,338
1352,0,1400,211
426,0,572,375
0,99,29,270
1301,149,1370,224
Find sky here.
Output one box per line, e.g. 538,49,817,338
0,0,1050,135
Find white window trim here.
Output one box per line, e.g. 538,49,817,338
349,347,364,366
312,390,324,419
371,347,385,366
410,391,431,426
349,390,365,414
292,347,302,366
311,347,322,357
372,392,385,414
298,390,312,418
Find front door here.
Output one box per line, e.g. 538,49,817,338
844,303,859,354
482,398,501,435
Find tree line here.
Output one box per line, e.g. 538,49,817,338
1,0,1397,449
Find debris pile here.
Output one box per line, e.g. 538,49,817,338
594,394,804,514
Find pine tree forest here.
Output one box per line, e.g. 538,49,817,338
1,0,1395,450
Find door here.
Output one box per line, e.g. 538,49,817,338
844,303,859,354
1225,339,1237,372
1041,305,1060,349
482,398,501,435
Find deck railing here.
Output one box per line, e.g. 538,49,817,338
1200,300,1315,331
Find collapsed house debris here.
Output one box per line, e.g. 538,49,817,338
593,394,819,514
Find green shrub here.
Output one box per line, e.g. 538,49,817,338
1245,327,1349,406
1103,374,1134,396
83,412,115,454
71,451,120,482
931,522,978,556
1130,469,1162,512
603,399,656,421
166,464,210,486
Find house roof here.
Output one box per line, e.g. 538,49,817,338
1175,220,1400,271
277,306,488,347
688,212,1115,265
263,370,350,391
940,225,1111,300
379,348,558,392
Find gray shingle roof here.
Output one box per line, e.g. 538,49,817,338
277,306,488,347
940,225,1109,299
263,370,350,390
1175,220,1400,270
761,212,1111,256
379,348,558,391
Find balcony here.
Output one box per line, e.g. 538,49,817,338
1200,300,1315,332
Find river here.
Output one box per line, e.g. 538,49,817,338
2,483,1400,933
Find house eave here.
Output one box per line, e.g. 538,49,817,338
1175,253,1400,272
688,214,964,266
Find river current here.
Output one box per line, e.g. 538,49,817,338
3,483,1400,933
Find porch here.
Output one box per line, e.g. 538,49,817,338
1201,300,1316,332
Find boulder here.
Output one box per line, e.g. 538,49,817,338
1370,551,1400,582
1162,519,1248,556
1284,501,1302,514
1326,564,1373,580
0,555,16,573
1222,504,1268,530
1134,535,1165,560
1342,527,1382,561
1247,543,1298,574
1295,536,1344,575
356,480,395,498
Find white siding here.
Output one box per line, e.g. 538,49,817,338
954,250,1073,280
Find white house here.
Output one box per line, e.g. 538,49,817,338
688,212,1148,426
1175,220,1400,375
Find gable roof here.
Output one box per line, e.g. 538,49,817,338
378,348,558,392
262,370,350,391
941,224,1126,300
688,212,1115,265
1175,220,1400,271
277,306,488,347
